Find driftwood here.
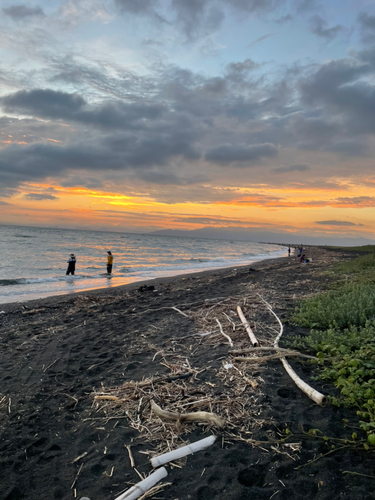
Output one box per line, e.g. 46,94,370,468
215,318,234,347
151,400,224,428
114,467,168,500
237,306,259,347
233,352,315,363
259,296,326,405
231,347,315,360
150,435,216,468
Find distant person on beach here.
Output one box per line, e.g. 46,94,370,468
107,251,113,274
288,246,291,257
66,254,76,275
298,245,303,257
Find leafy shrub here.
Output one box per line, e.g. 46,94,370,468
286,324,375,441
290,283,375,329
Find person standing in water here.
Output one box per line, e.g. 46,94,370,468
66,254,76,275
107,251,113,274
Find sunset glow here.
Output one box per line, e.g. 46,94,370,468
1,0,375,244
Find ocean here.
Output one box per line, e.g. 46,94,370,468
0,225,286,304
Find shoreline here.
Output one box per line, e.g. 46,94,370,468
0,252,287,312
2,245,373,500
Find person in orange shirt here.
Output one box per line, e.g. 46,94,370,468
107,251,113,274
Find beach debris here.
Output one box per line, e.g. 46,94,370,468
71,463,83,490
150,435,216,468
231,347,314,356
237,306,259,347
233,350,315,363
138,285,155,292
70,452,88,464
114,467,168,500
215,318,233,347
22,307,45,315
125,445,135,468
259,296,326,405
151,400,224,428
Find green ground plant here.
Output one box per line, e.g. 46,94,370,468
290,283,375,329
286,325,375,444
288,250,375,444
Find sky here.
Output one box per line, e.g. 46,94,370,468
1,0,375,243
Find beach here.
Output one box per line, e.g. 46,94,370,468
0,247,374,500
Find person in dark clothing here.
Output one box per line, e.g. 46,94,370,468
288,246,291,257
107,251,113,274
66,254,76,275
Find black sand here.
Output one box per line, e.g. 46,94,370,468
1,248,374,500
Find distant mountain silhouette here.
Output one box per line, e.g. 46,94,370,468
150,226,375,247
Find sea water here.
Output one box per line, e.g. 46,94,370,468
0,225,286,304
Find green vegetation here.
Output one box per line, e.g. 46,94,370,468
288,249,375,444
326,245,375,253
290,283,375,329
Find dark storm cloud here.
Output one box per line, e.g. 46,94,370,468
0,121,201,189
0,89,167,129
273,164,310,173
3,4,44,19
1,90,86,120
316,220,363,226
309,15,346,41
205,143,277,165
358,12,375,44
23,193,58,200
298,58,375,135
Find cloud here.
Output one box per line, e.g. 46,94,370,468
273,164,310,173
1,89,86,120
315,220,363,226
115,0,284,40
274,14,292,24
3,4,44,19
205,143,278,165
23,193,58,200
358,12,375,44
309,15,346,41
0,200,13,205
298,58,375,136
295,0,320,14
247,33,274,47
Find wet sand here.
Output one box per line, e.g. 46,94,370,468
1,247,374,500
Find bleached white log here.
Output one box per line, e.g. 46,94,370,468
259,296,326,405
114,467,168,500
150,436,216,468
237,306,259,347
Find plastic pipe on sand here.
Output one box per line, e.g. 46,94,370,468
114,467,168,500
151,436,216,468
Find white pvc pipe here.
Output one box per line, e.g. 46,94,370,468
150,435,216,468
114,467,168,500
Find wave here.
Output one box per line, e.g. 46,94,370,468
0,274,102,286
